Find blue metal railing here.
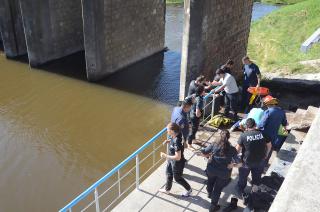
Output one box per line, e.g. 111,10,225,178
59,89,218,212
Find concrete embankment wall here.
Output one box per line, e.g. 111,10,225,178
83,0,166,81
269,108,320,212
180,0,254,99
19,0,84,66
0,0,27,57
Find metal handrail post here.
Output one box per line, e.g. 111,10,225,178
118,170,121,196
136,155,140,190
152,142,156,166
68,209,72,212
94,188,101,212
211,95,216,119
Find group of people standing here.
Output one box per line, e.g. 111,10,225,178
158,56,288,212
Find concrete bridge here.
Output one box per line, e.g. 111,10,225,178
0,0,254,98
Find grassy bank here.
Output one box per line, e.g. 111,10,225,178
259,0,306,5
166,0,183,5
248,0,320,74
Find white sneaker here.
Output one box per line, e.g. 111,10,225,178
181,189,192,197
159,188,170,194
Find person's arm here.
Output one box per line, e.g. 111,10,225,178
265,142,272,159
161,150,181,161
195,98,204,118
197,145,213,157
256,65,261,87
236,134,243,153
211,80,222,86
214,85,226,93
228,148,243,169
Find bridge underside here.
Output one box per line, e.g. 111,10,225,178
0,0,253,87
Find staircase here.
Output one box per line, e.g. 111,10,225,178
267,106,319,177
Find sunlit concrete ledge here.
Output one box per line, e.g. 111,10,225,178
269,108,320,212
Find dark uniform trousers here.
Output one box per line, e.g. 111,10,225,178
207,174,231,205
225,92,238,116
188,115,200,145
165,160,190,191
238,161,265,192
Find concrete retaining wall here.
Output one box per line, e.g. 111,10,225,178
82,0,166,81
19,0,84,66
269,108,320,212
0,0,27,57
180,0,254,99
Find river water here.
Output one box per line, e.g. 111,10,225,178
0,3,279,212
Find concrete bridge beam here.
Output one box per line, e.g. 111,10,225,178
19,0,84,66
180,0,254,100
0,0,27,57
82,0,166,81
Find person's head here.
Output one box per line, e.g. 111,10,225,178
225,59,234,68
195,75,205,85
216,130,231,155
242,56,251,65
181,97,193,113
195,85,205,97
216,68,226,78
263,95,279,107
166,122,180,138
245,118,256,130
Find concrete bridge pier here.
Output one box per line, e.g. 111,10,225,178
82,0,166,81
19,0,84,66
0,0,27,57
180,0,254,100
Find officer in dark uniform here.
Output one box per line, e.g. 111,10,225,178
197,130,241,212
159,123,192,197
171,98,193,142
187,85,205,150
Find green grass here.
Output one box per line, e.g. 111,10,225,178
166,0,183,5
248,0,320,74
259,0,307,5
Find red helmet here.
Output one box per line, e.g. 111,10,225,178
263,95,278,105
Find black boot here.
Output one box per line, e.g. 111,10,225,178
209,204,220,212
222,198,238,212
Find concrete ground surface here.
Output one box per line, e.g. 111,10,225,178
113,127,253,212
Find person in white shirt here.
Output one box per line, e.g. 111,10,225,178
212,68,239,120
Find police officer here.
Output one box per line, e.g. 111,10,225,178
171,98,193,142
241,56,261,112
235,118,272,196
197,130,241,212
187,85,205,150
159,123,192,197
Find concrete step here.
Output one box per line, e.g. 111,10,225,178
266,133,300,177
290,130,307,144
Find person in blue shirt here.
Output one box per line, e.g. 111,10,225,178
241,56,261,112
197,130,241,212
258,95,288,161
171,98,193,142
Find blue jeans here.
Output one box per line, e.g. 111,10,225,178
237,161,264,192
225,92,238,116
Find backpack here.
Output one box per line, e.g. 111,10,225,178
208,115,233,128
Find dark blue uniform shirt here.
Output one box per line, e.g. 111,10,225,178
171,107,189,140
243,63,260,87
258,107,287,143
202,143,240,179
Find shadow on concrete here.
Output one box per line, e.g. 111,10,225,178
185,163,206,177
